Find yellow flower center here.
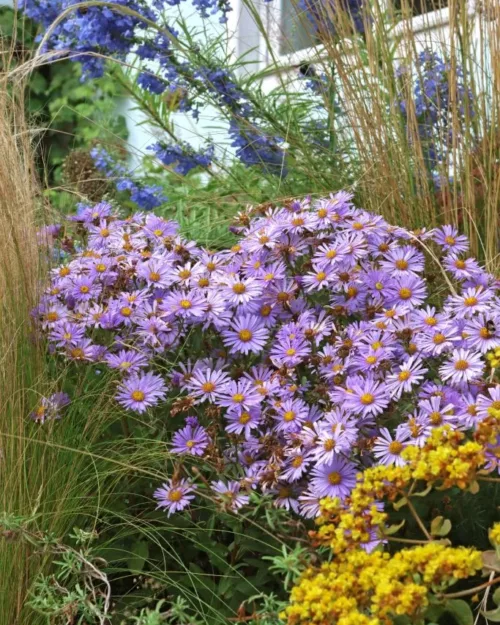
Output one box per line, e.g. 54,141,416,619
46,312,59,322
260,305,272,317
328,471,342,485
180,299,192,309
399,287,412,300
366,356,378,365
292,456,303,468
429,411,442,425
239,329,253,342
207,261,216,271
292,217,304,226
120,361,132,369
239,412,251,424
425,316,437,326
464,296,478,307
232,283,246,294
283,410,296,422
454,359,469,371
80,285,90,293
231,244,241,253
398,370,411,381
71,348,84,359
347,286,358,298
326,249,337,259
168,489,182,502
360,393,374,405
186,440,195,448
100,228,110,237
286,348,296,357
259,235,270,244
120,306,132,317
202,382,216,393
131,390,145,402
480,327,492,339
388,441,403,454
95,263,106,272
153,229,163,236
395,259,408,270
445,235,456,245
59,267,70,277
433,333,446,344
277,292,290,302
375,281,384,290
179,269,191,279
198,278,209,287
149,271,161,282
232,393,245,403
317,208,328,218
264,273,275,281
324,439,335,451
316,271,327,282
455,259,466,269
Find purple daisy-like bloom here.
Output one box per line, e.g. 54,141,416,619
298,489,322,519
313,425,351,465
310,458,357,500
443,255,482,280
446,287,495,318
222,275,263,305
70,276,101,302
171,423,209,456
387,275,427,309
280,449,312,482
154,479,196,516
186,367,231,403
137,257,174,288
105,349,149,374
386,355,428,399
50,322,86,347
211,480,250,511
225,407,261,437
162,290,207,319
272,484,300,514
477,386,500,419
270,336,311,368
343,377,390,419
380,246,425,276
373,427,410,466
116,371,167,413
434,225,469,254
464,314,500,354
222,314,270,355
216,379,263,411
418,396,458,428
274,397,309,433
31,392,70,423
439,348,484,386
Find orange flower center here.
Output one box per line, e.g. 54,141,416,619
239,329,253,342
360,393,374,405
395,259,408,270
232,283,246,294
388,441,403,454
328,471,342,485
131,390,145,402
454,359,469,371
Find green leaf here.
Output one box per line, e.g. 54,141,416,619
127,540,149,573
393,496,408,511
385,520,406,536
494,586,500,606
444,599,474,625
430,516,452,537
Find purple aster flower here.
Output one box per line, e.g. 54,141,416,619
439,348,484,386
222,314,270,355
416,324,460,356
270,336,311,368
137,257,174,288
396,414,431,447
387,275,427,309
343,377,390,419
66,339,97,361
116,371,167,413
221,275,263,305
211,480,250,511
443,255,481,280
386,356,428,399
298,489,322,518
225,407,261,437
380,246,425,276
272,484,300,513
31,392,70,423
433,225,469,254
477,386,500,419
418,396,458,427
280,450,312,482
70,276,102,302
171,423,209,456
373,427,410,466
312,425,351,465
464,314,500,354
446,287,495,318
274,397,309,433
154,479,196,516
50,322,86,347
216,379,263,411
162,290,207,319
105,349,149,373
186,367,231,403
310,458,357,499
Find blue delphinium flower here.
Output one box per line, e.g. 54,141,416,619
91,147,167,210
229,120,287,176
149,141,214,175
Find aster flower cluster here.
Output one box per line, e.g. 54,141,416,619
91,147,167,210
36,192,500,518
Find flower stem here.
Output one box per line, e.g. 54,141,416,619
440,576,500,599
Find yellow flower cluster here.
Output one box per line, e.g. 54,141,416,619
314,425,491,554
284,543,483,625
486,347,500,368
490,522,500,546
